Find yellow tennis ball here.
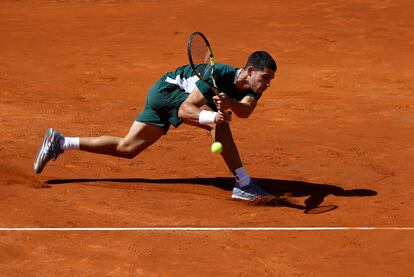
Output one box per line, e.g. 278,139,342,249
211,142,223,154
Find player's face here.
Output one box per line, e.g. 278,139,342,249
248,67,275,94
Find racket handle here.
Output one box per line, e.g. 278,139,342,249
212,87,220,96
212,89,231,115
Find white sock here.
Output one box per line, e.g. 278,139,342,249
60,137,80,151
234,167,251,187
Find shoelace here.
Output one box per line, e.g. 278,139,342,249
47,137,61,161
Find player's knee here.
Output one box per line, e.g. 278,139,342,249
116,140,139,159
214,122,231,133
178,102,193,121
177,105,186,120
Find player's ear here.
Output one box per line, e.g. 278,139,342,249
247,65,255,76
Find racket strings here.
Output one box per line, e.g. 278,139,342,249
190,35,213,80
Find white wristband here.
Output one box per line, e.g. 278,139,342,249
199,110,217,125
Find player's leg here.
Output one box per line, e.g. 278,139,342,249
211,122,271,201
34,77,172,174
180,104,253,183
210,122,242,171
79,121,163,158
34,121,164,174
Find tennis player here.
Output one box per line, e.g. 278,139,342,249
34,51,277,201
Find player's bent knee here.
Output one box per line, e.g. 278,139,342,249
177,105,188,121
116,140,140,159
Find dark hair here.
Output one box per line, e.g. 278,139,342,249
244,51,277,71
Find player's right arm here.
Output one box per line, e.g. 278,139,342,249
178,87,231,126
213,93,257,118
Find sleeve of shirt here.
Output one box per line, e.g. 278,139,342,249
196,79,215,100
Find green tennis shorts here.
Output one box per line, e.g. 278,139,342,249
136,77,189,134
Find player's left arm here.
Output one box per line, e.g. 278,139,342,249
214,93,257,118
178,88,231,127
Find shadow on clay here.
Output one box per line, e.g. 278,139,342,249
46,177,377,214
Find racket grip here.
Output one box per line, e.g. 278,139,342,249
212,87,220,96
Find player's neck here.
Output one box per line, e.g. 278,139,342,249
235,69,250,91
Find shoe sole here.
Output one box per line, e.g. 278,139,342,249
231,192,255,201
232,195,254,201
232,187,271,201
33,128,54,174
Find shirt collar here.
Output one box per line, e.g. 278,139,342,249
233,68,241,85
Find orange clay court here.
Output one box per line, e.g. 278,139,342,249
0,0,413,276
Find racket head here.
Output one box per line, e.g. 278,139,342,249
187,32,218,94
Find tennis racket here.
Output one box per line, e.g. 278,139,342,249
187,32,220,96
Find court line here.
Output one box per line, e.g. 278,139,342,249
0,227,413,231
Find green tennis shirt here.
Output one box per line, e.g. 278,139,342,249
136,63,261,133
165,63,261,111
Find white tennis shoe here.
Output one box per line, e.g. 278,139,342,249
232,180,271,201
34,128,64,174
